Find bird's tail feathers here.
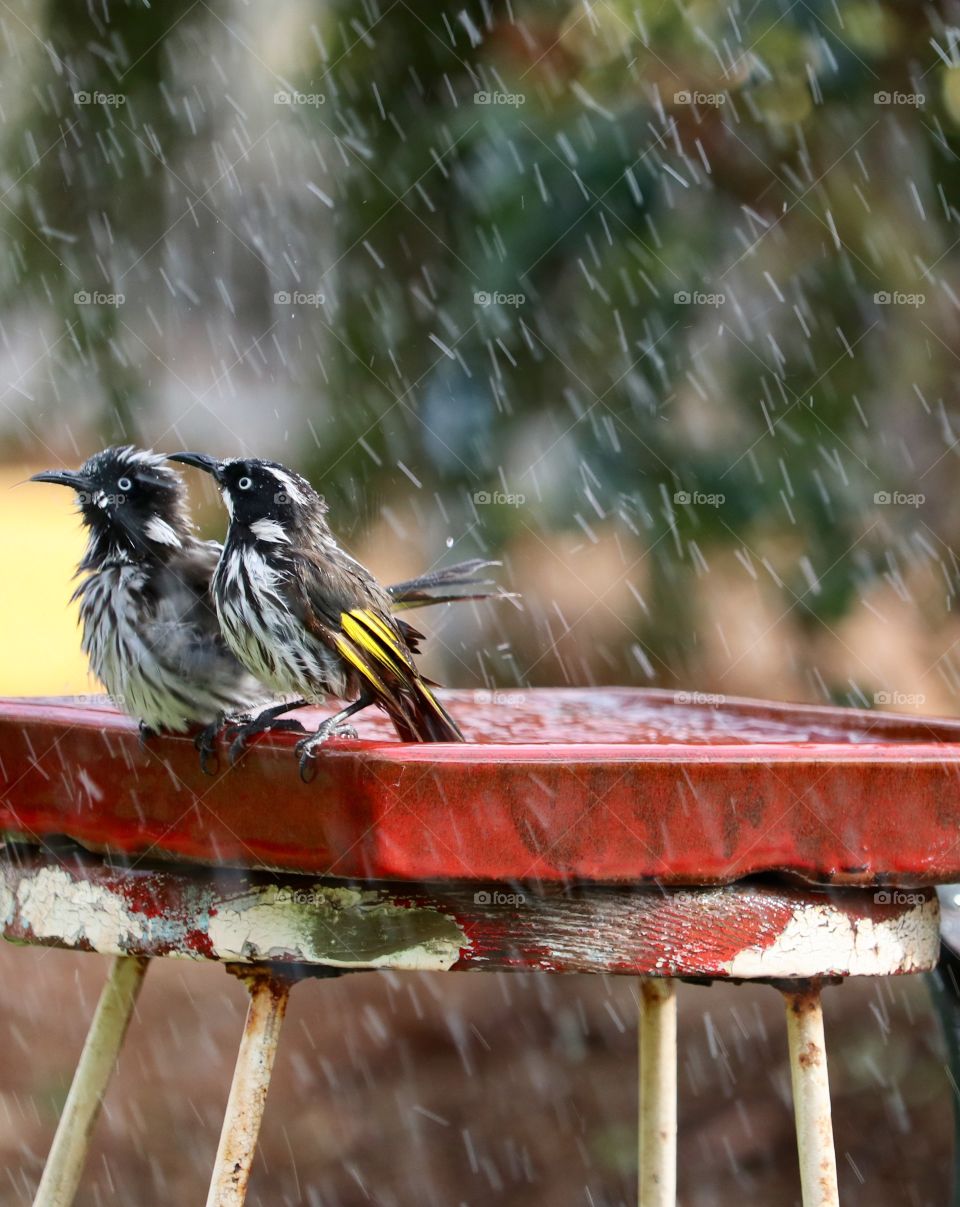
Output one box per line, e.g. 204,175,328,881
387,685,464,743
388,559,515,610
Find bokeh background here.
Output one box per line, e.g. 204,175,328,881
2,0,960,1201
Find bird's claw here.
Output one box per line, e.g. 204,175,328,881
193,726,221,776
194,712,252,775
225,716,308,765
138,721,158,748
295,723,359,781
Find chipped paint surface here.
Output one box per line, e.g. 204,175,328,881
0,853,942,978
2,865,466,972
12,867,139,951
726,895,940,979
205,885,466,970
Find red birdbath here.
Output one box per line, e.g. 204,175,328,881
0,689,953,1207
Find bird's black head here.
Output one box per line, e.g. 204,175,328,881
168,452,327,544
31,446,192,567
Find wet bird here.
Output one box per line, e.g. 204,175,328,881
168,452,473,775
31,447,497,766
29,446,272,744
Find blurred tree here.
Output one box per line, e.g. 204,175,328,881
0,0,221,437
299,0,960,691
3,0,960,701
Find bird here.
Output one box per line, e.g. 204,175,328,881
168,451,473,776
29,446,274,750
31,446,498,766
31,445,502,769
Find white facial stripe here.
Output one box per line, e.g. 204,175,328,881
119,447,160,468
222,489,234,518
250,517,291,544
86,446,165,480
145,516,182,547
264,466,305,503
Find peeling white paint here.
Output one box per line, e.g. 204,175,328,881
0,880,14,931
726,897,940,979
1,863,940,980
3,868,464,972
14,868,139,952
207,885,464,971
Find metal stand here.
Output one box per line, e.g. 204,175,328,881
205,967,293,1207
32,955,149,1207
638,977,677,1207
4,852,939,1203
783,985,839,1207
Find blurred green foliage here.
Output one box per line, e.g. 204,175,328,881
3,0,960,695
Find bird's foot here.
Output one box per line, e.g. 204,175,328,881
224,715,308,765
138,721,159,748
194,712,252,775
295,722,359,781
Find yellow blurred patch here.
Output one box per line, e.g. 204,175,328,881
0,465,97,696
943,66,960,125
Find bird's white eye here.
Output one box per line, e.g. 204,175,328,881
238,476,253,491
116,477,132,492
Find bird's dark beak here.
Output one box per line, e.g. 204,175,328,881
29,469,93,491
167,451,223,481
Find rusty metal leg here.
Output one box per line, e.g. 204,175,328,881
206,967,293,1207
33,954,149,1207
638,977,677,1207
783,985,839,1207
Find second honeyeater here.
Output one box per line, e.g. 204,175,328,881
169,451,478,775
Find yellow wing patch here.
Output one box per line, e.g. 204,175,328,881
338,608,460,735
341,609,413,674
354,608,398,648
334,633,388,694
